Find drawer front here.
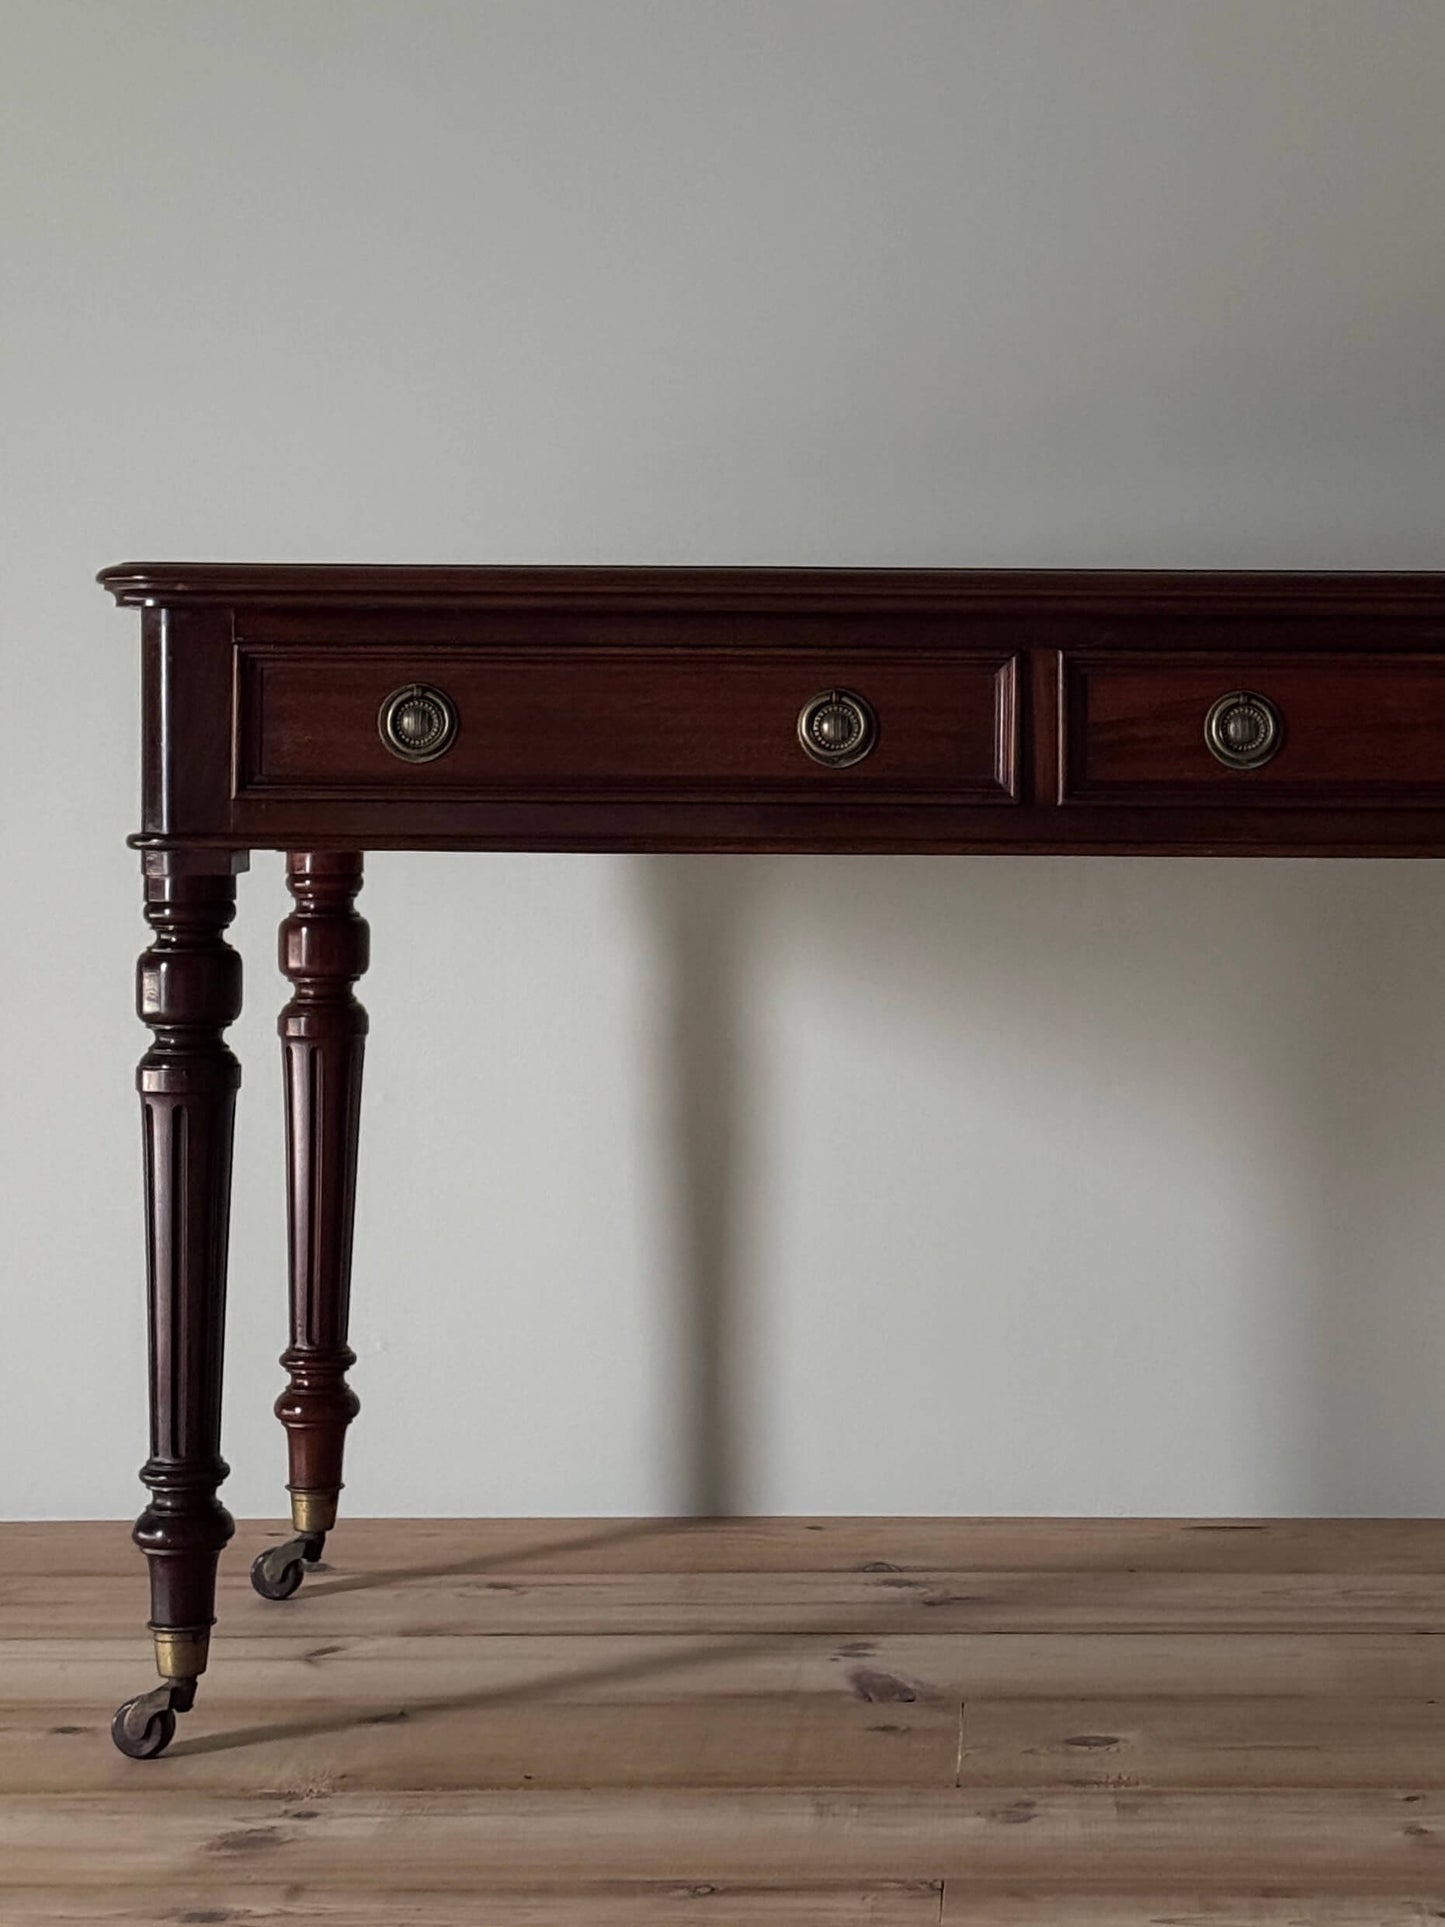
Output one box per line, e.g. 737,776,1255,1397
1063,655,1445,803
236,645,1020,803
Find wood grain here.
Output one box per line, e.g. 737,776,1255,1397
0,1695,960,1793
12,1516,1445,1576
13,1890,1445,1927
105,562,1445,854
12,1631,1445,1704
958,1697,1445,1788
940,1899,1445,1925
15,1517,1445,1915
7,1787,1445,1885
8,1568,1445,1638
0,1884,945,1925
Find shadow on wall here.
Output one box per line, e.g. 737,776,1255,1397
637,855,1445,1517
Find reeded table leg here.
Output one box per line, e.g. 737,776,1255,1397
113,855,244,1759
252,853,368,1603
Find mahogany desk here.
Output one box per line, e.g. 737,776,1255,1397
100,563,1445,1757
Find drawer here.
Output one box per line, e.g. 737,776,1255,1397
236,645,1020,803
1062,654,1445,804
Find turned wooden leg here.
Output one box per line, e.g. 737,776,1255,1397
113,855,244,1760
252,853,368,1602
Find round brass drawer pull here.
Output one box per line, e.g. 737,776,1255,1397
797,688,877,768
379,683,458,763
1204,690,1282,770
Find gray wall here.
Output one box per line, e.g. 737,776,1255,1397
3,0,1444,1518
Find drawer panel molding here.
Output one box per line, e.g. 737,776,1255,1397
235,644,1022,807
1062,654,1445,806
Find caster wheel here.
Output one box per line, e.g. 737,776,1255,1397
251,1534,322,1601
251,1545,306,1600
111,1690,179,1760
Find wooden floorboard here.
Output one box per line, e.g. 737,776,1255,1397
939,1900,1445,1925
958,1695,1445,1789
13,1630,1445,1704
8,1786,1445,1883
0,1885,948,1926
10,1567,1445,1635
8,1515,1445,1574
6,1889,1445,1927
0,1695,962,1792
5,1518,1445,1919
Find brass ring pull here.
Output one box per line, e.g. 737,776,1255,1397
797,688,877,768
379,683,458,763
1204,690,1282,770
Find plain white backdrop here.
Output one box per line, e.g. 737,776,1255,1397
3,0,1444,1519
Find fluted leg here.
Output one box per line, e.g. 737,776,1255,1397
252,853,368,1602
113,855,244,1759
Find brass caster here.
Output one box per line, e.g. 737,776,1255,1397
111,1678,195,1760
251,1532,325,1601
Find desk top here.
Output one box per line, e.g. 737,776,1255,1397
103,565,1445,860
101,562,1445,613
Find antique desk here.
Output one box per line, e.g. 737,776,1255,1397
100,563,1445,1758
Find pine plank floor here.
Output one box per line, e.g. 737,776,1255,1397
4,1518,1445,1923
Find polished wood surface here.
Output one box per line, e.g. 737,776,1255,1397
131,867,241,1674
6,1518,1445,1919
104,564,1445,854
101,563,1445,1756
239,644,1019,802
1065,653,1445,803
274,854,368,1537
